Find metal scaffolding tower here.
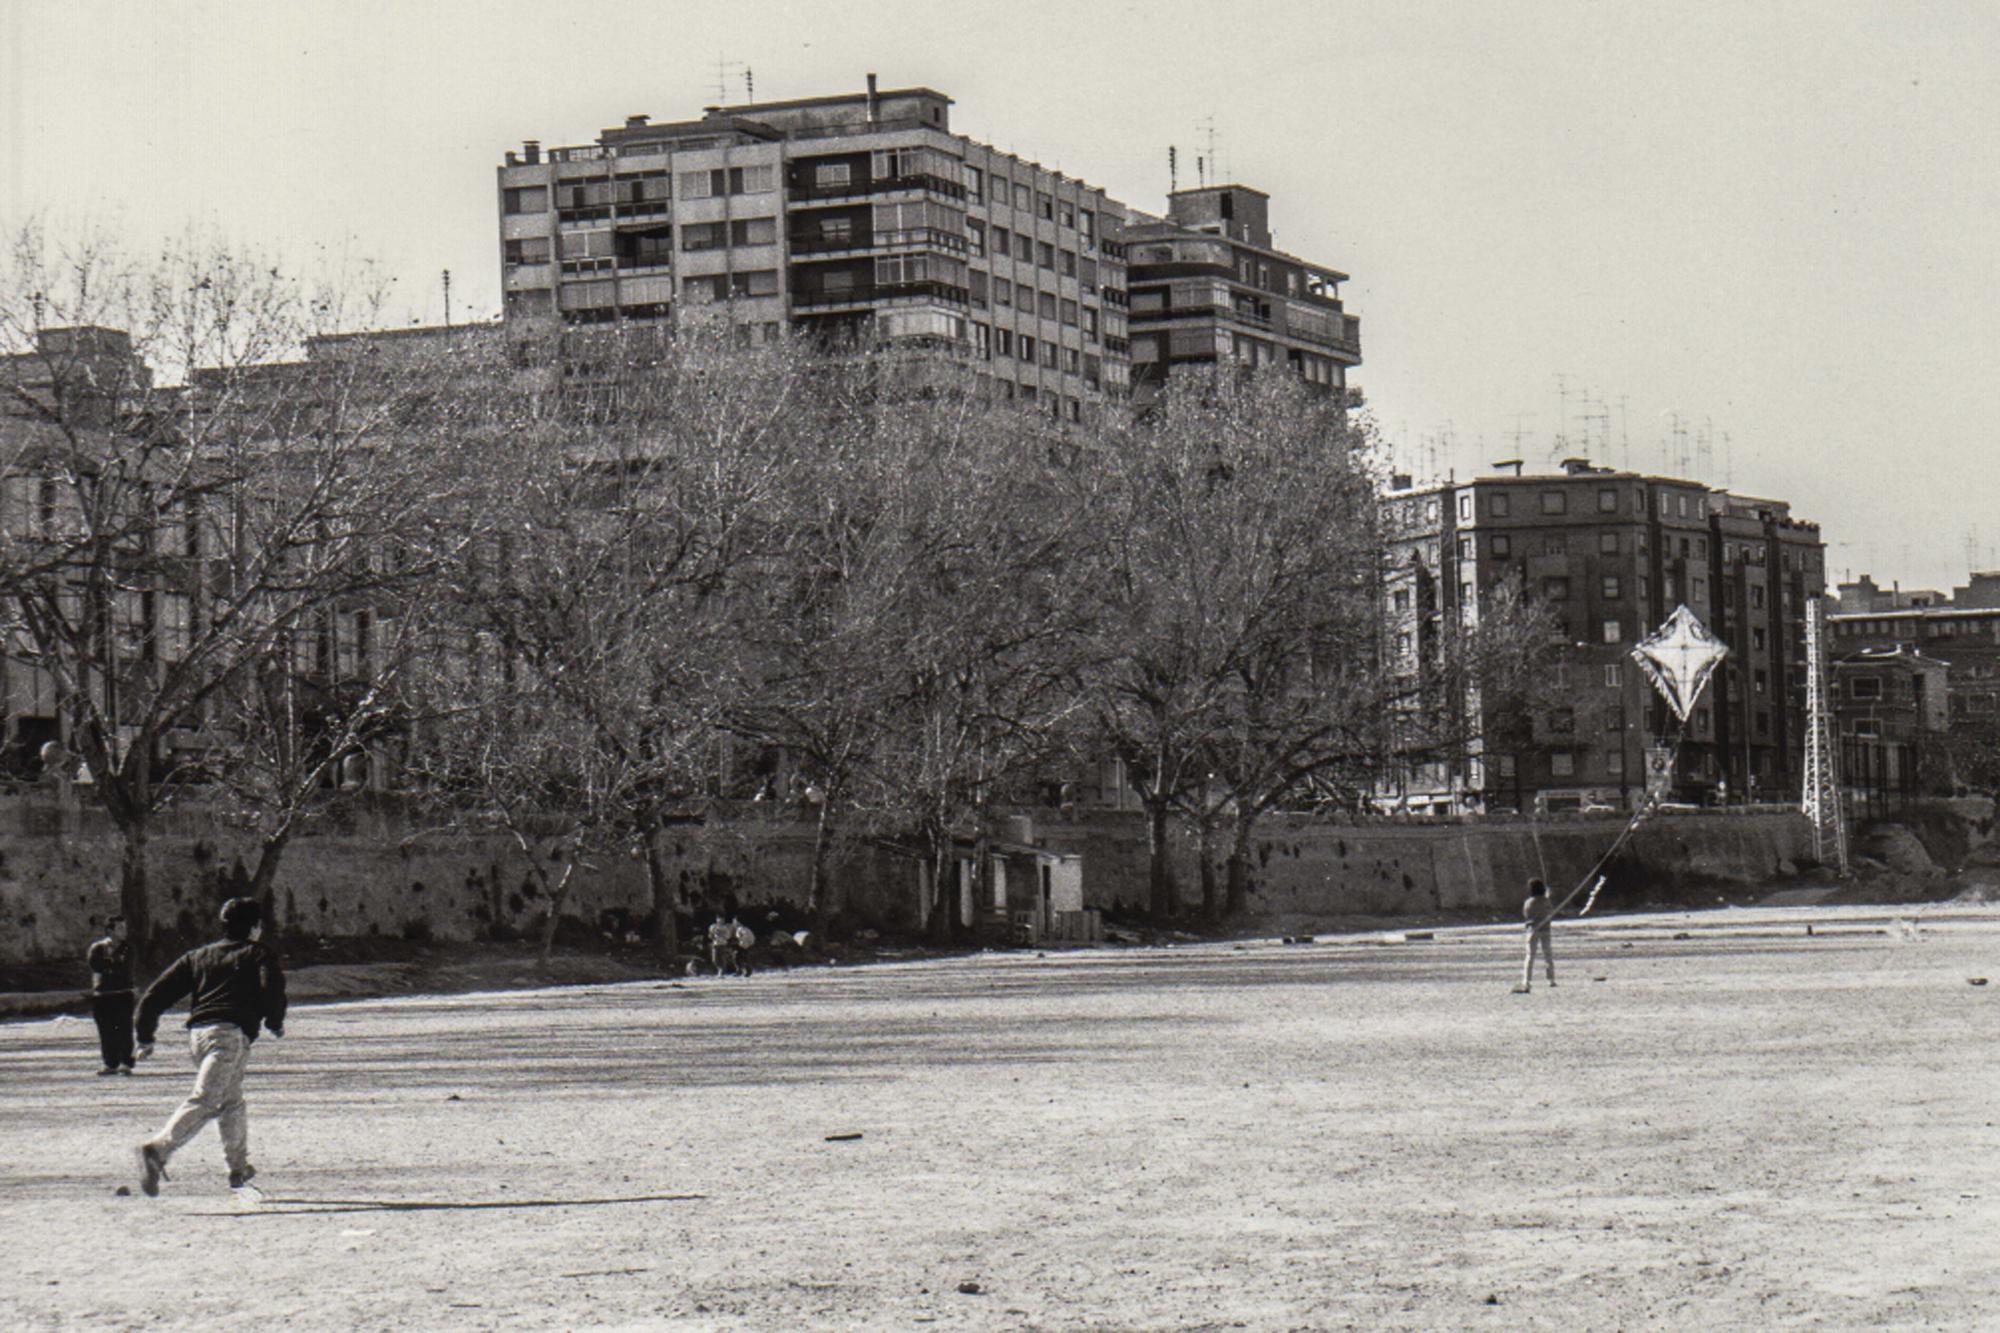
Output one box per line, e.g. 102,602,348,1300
1802,596,1848,875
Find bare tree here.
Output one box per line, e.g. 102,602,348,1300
0,222,475,954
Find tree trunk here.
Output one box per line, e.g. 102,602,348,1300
640,825,678,960
1146,796,1177,921
1224,812,1257,917
537,860,578,963
248,834,289,936
119,821,152,961
1198,817,1220,919
927,837,957,945
808,798,836,939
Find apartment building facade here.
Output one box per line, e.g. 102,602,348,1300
497,80,1132,421
1829,570,2000,728
1119,184,1361,401
1381,460,1826,814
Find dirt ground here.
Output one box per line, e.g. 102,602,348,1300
2,906,1996,1331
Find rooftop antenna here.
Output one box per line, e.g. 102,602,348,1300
1696,416,1716,480
1196,154,1205,187
442,269,452,328
1663,411,1689,475
1721,429,1733,487
1616,393,1632,470
1508,412,1534,455
1197,114,1221,184
713,55,748,103
1169,145,1178,193
1551,372,1575,465
1579,392,1611,462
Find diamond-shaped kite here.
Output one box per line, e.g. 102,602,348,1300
1629,605,1728,723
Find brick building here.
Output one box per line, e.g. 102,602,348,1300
1381,459,1826,814
1829,570,2000,728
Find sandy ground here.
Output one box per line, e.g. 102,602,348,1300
2,906,1996,1331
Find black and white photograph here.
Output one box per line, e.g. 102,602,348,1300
1,1,1996,1327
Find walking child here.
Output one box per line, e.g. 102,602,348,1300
1513,878,1558,994
86,915,136,1076
133,897,287,1196
707,913,739,977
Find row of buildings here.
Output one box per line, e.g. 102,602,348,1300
23,77,1980,823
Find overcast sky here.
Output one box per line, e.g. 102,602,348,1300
5,0,1995,591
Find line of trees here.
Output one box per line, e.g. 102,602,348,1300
0,232,1553,958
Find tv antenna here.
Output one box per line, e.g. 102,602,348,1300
1196,115,1220,185
713,56,751,103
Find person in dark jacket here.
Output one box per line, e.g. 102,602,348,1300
133,897,287,1196
86,915,136,1075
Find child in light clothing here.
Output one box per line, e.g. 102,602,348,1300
1513,878,1557,994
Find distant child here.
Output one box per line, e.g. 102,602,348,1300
707,914,739,977
731,915,756,977
1513,878,1558,994
132,897,288,1196
86,915,136,1076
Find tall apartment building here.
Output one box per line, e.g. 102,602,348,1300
1830,570,2000,727
1119,184,1361,401
497,79,1132,420
1381,459,1826,815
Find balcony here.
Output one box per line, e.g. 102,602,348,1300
788,227,967,258
791,280,970,311
786,172,968,205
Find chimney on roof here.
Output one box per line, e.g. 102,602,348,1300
522,139,541,164
1390,473,1413,491
1560,457,1594,475
866,72,879,124
625,114,649,128
1492,459,1524,477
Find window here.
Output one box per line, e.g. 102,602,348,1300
1850,676,1882,700
681,221,726,251
1060,250,1077,278
1750,585,1766,609
1551,752,1576,778
1037,191,1053,220
1544,577,1571,601
1854,719,1881,738
966,218,986,257
995,329,1013,357
1602,619,1622,643
1490,493,1511,518
729,217,776,246
962,165,982,202
1015,233,1032,262
1013,182,1032,210
1755,710,1771,737
1491,534,1512,558
1059,200,1075,228
1458,495,1473,521
1018,335,1035,363
1041,340,1058,369
1060,298,1078,327
1541,491,1568,516
1542,534,1567,556
994,225,1011,257
1598,488,1618,513
1691,577,1706,600
503,185,548,214
1083,307,1098,339
503,237,551,266
995,279,1012,308
1393,589,1413,612
1497,754,1517,778
1751,627,1766,651
729,269,778,297
1064,346,1079,373
1038,292,1057,320
1599,531,1619,556
1458,536,1475,560
1606,751,1625,776
1602,575,1622,599
1038,241,1056,270
815,162,853,188
971,323,991,359
1079,210,1095,243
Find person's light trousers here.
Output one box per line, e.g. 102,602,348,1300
148,1023,252,1172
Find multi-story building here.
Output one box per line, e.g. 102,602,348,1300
497,78,1132,421
1380,459,1826,814
1830,570,2000,728
1118,184,1361,402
